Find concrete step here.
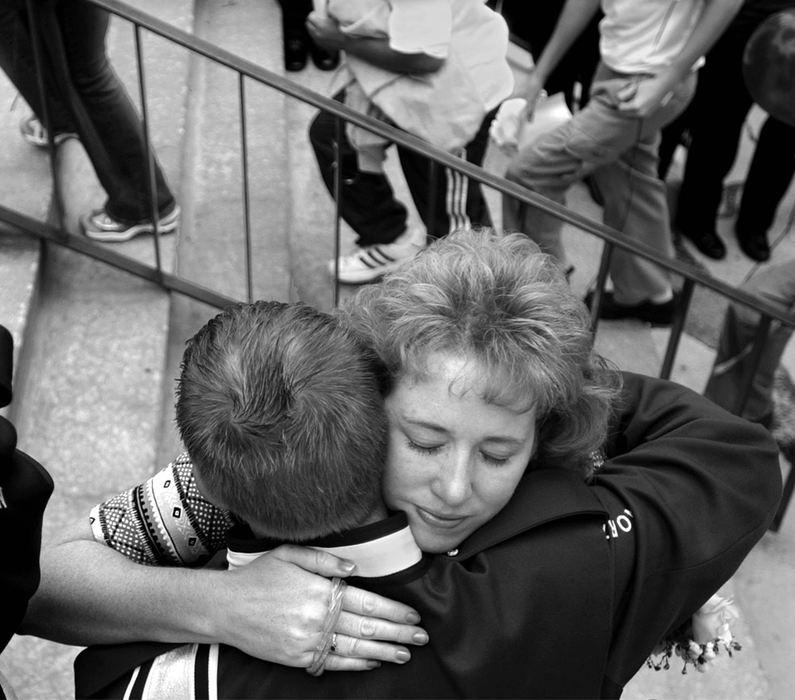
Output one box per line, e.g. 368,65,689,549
0,2,194,698
154,0,294,463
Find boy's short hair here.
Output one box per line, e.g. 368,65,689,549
176,301,387,541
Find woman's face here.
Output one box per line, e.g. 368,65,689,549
382,352,537,553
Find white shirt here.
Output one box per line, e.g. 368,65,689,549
600,0,706,73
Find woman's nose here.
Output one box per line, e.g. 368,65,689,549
432,453,473,506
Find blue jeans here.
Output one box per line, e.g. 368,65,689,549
0,0,175,223
503,63,695,305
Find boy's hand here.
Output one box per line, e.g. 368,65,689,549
219,545,428,671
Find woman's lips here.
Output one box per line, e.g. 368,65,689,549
415,506,467,530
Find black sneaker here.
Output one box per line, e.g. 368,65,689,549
585,290,677,326
677,224,726,260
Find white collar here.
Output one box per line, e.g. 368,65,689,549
226,512,422,577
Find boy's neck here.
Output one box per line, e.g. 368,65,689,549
361,499,389,526
248,499,390,539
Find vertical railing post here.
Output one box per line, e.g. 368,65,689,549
239,74,254,303
660,277,693,380
132,22,164,277
331,116,344,307
26,0,66,230
589,242,614,332
426,160,438,237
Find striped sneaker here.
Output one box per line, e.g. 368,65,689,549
328,227,426,284
81,204,181,243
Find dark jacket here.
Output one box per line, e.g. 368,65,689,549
75,373,782,699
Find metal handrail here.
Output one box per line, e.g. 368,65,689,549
57,1,795,327
5,0,795,402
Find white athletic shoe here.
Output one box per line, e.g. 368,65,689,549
328,227,426,284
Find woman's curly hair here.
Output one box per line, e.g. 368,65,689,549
337,228,622,477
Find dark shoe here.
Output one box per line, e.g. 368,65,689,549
585,290,677,326
678,224,726,260
310,44,339,71
736,231,771,262
284,37,308,72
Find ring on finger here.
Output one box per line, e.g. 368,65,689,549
329,632,338,654
306,577,347,676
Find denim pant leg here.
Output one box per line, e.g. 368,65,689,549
502,118,573,264
0,2,74,134
55,0,175,222
705,260,795,421
504,68,693,291
591,73,694,304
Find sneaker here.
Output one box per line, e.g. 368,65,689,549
328,228,426,284
81,204,181,243
585,289,677,326
19,116,77,148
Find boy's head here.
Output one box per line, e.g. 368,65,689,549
176,301,388,541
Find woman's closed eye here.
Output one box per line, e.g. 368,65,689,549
406,437,512,467
406,438,444,456
480,451,511,466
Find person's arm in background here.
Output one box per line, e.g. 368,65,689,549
523,0,602,116
617,0,744,117
306,12,443,74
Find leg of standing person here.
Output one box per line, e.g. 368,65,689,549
590,71,696,316
704,260,795,425
735,116,795,262
0,3,76,142
674,10,763,259
276,0,337,72
309,92,426,284
54,0,178,240
504,66,694,322
395,107,496,241
277,0,311,71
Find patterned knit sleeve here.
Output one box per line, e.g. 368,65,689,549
89,453,234,566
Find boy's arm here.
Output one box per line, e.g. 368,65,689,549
89,455,232,567
617,0,744,116
306,12,444,74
